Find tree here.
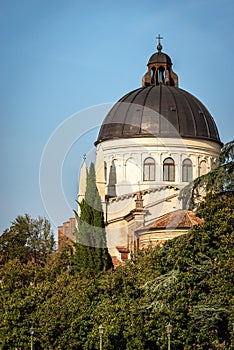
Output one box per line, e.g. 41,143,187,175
180,139,234,209
73,162,113,276
141,192,234,349
0,193,233,348
0,247,73,349
0,150,233,348
0,214,56,265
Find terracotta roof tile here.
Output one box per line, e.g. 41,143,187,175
112,257,125,269
137,210,203,232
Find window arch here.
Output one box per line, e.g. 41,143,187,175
182,158,193,182
151,67,156,84
163,157,175,181
199,160,207,176
156,66,165,84
143,157,155,181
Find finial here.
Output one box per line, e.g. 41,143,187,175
83,153,87,161
156,34,163,52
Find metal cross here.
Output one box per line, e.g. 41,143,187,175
156,34,163,45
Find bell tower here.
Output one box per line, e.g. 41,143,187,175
142,35,178,87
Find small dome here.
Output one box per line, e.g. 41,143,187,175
96,84,221,145
148,51,172,65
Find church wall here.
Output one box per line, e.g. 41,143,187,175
106,197,135,221
143,187,181,225
138,228,188,249
104,186,181,254
105,221,129,257
96,137,220,200
94,136,221,258
58,218,76,250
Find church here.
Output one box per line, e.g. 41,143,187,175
59,37,222,265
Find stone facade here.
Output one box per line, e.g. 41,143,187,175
94,136,220,260
58,218,76,250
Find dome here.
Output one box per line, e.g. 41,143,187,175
148,51,172,65
96,84,221,144
96,39,221,146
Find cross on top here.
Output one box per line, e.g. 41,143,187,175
156,34,163,45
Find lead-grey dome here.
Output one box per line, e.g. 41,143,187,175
96,84,221,145
96,41,221,145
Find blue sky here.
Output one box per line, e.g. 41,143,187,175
1,0,234,234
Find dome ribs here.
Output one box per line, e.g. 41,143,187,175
160,85,180,137
99,88,142,140
177,88,198,137
181,90,212,139
96,42,221,145
210,117,221,140
191,95,211,138
96,85,221,145
121,87,150,136
140,86,159,136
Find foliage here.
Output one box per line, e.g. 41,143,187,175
73,162,113,276
0,214,56,265
0,192,233,349
180,139,234,209
0,142,233,349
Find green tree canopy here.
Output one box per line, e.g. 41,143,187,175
1,143,233,349
0,214,56,265
0,192,233,349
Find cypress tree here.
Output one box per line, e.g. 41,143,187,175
74,162,113,276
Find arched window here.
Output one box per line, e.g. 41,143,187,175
157,67,165,84
151,67,156,84
143,157,155,181
182,158,193,182
163,157,175,181
199,160,207,176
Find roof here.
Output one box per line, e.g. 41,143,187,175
136,210,204,232
96,84,221,145
148,51,172,65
